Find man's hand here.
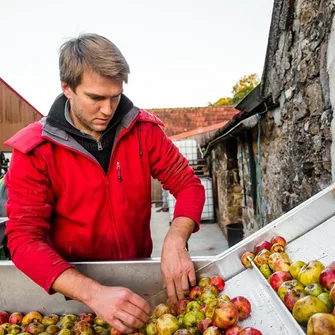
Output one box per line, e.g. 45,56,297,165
88,286,151,333
161,217,197,305
52,269,151,333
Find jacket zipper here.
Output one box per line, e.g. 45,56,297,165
97,140,103,151
116,162,122,181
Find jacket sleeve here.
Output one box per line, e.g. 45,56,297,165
147,124,205,230
5,149,74,293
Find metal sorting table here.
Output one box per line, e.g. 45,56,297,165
0,184,335,334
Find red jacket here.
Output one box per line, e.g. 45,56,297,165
4,109,205,293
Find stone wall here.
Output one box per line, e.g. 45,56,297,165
208,0,335,236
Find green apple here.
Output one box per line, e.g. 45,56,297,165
156,314,180,335
289,261,306,279
317,292,334,313
298,261,325,286
260,264,272,279
304,283,324,297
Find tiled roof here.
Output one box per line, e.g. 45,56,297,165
148,105,239,136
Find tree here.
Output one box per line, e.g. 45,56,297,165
210,73,260,106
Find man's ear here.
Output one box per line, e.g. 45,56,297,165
61,82,74,100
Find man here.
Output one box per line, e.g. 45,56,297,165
4,33,205,332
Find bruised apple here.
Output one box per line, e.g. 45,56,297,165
198,278,211,288
240,252,256,269
212,301,239,330
0,313,9,325
77,313,95,324
270,243,285,253
183,311,205,328
298,261,325,287
45,325,60,335
267,252,291,272
278,280,304,301
22,313,43,326
24,322,45,334
42,315,59,326
304,283,324,297
8,313,23,325
202,326,222,335
209,276,225,292
268,271,293,291
72,321,94,335
189,287,203,301
254,250,271,268
307,313,335,334
153,304,174,318
284,289,308,312
230,296,251,320
289,261,306,279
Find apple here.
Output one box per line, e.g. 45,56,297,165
225,325,243,334
210,276,225,292
298,261,325,286
0,313,9,325
259,264,272,279
153,304,173,318
319,267,335,290
8,313,23,326
198,277,211,288
304,283,324,297
240,252,256,269
22,312,43,326
197,318,212,333
270,236,287,247
0,323,11,332
254,250,271,268
189,286,203,301
284,289,308,312
317,292,334,313
24,322,45,334
212,301,239,330
289,261,306,279
93,317,107,327
42,314,59,326
270,243,285,253
292,295,329,326
267,252,291,272
202,326,222,335
217,295,231,303
173,329,190,335
239,328,262,334
200,289,217,305
278,280,305,301
45,325,60,335
307,313,335,334
60,314,77,326
58,330,73,335
77,313,95,324
186,301,201,313
268,271,293,291
230,296,251,320
254,240,271,254
73,321,94,335
183,311,205,328
9,324,21,335
175,297,192,315
146,322,157,335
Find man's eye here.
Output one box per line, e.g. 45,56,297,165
92,96,102,101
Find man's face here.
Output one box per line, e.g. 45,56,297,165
61,70,124,139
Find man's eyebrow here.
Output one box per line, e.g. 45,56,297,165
85,90,124,98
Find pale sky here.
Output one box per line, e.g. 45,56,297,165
0,0,273,115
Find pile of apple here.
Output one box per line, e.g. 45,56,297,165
0,311,109,335
240,235,335,334
142,275,262,335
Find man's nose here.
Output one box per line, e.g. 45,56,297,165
100,100,114,116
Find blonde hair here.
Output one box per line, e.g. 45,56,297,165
59,33,130,91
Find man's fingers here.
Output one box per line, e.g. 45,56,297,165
188,268,197,287
116,310,144,330
166,279,178,305
181,273,190,295
128,292,152,318
112,319,135,334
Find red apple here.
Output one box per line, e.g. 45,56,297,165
240,252,255,269
239,327,262,334
330,285,335,304
283,289,308,312
270,236,286,247
268,271,293,291
73,321,94,335
189,286,203,300
24,322,45,334
197,318,212,333
212,301,239,330
175,297,192,315
210,276,225,292
0,312,9,325
225,325,243,335
77,313,95,324
254,240,271,254
319,267,335,290
230,296,251,320
8,312,23,325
